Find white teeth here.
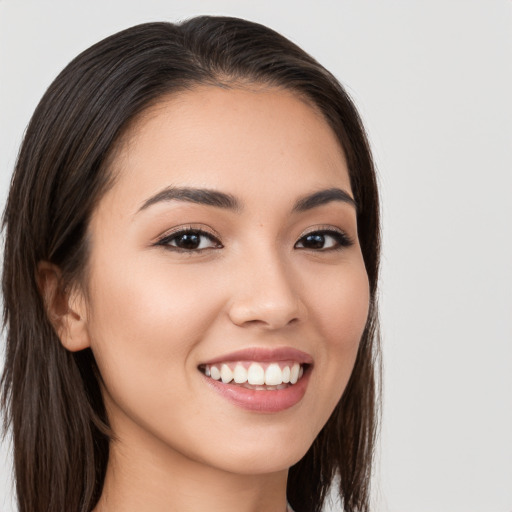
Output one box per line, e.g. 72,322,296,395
233,363,248,384
204,361,306,388
290,363,300,384
220,364,233,384
247,363,265,385
210,366,221,380
265,363,283,386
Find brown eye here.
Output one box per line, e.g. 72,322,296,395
158,229,222,251
295,230,353,251
173,232,202,250
301,233,326,249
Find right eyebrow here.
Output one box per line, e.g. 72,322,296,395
137,186,242,214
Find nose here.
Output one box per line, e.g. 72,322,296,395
227,248,307,330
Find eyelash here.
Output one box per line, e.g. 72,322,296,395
156,227,222,253
295,228,354,251
155,226,354,253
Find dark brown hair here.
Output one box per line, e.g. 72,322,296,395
1,16,380,512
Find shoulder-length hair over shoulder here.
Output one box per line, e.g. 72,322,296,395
1,16,380,512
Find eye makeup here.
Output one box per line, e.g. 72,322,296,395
154,224,354,254
294,226,354,251
155,225,223,252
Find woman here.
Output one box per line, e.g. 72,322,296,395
1,15,380,512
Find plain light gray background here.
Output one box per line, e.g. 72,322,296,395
1,1,511,511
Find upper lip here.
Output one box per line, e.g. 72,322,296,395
200,347,314,366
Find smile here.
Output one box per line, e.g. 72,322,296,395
200,361,306,390
198,348,313,413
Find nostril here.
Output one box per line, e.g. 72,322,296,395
228,298,305,330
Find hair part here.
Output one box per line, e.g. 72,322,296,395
1,16,380,512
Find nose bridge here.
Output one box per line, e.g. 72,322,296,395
227,240,304,329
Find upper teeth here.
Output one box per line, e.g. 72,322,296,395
204,362,304,386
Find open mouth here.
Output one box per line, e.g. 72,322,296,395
198,361,309,391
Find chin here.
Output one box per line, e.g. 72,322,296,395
197,425,316,476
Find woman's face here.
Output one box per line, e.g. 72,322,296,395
80,86,369,474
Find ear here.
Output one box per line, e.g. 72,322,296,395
36,261,91,352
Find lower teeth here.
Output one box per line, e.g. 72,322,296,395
240,382,289,391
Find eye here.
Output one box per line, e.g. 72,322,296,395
294,229,353,251
156,228,222,252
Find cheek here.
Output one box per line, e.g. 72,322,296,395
310,257,370,351
331,273,369,353
88,253,221,345
83,257,229,445
304,256,370,405
84,254,225,402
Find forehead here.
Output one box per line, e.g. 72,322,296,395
103,85,351,214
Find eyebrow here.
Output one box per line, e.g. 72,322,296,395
137,186,356,214
291,187,357,212
138,187,241,213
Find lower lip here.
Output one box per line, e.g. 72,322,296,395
202,368,311,413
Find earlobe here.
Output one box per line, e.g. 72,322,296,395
36,262,91,352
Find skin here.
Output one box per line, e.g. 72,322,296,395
45,86,370,512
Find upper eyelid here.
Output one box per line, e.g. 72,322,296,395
155,225,221,243
297,225,347,238
154,224,352,247
295,227,354,248
155,229,223,254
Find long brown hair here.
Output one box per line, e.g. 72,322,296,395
1,16,380,512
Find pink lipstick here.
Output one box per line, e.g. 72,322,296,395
199,347,313,413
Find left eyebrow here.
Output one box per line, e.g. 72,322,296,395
292,188,357,212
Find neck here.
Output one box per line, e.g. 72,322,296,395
93,428,289,512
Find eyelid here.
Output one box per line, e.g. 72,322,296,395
295,225,354,249
297,225,351,240
154,224,223,249
152,224,353,252
299,224,340,236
